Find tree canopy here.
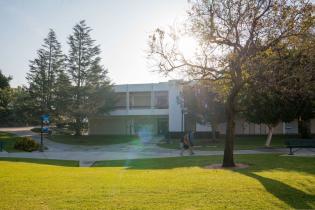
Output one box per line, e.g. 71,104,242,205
148,0,314,167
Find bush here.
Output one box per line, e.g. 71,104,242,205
14,137,40,152
31,127,41,133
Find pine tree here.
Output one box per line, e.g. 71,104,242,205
0,70,13,125
54,71,72,123
67,20,115,135
27,29,65,115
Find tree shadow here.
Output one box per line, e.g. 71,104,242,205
93,154,315,209
92,155,223,169
239,171,315,209
93,154,315,175
0,157,79,167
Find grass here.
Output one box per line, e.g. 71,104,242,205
0,132,23,152
159,135,297,151
0,157,79,167
48,134,139,146
0,154,315,209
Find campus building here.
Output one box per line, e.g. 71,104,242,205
88,80,315,136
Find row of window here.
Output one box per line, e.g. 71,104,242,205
115,91,168,109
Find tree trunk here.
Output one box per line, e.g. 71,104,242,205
298,118,311,139
265,125,273,147
222,90,237,167
74,117,82,136
211,122,217,142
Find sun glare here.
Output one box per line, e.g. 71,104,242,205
178,36,199,59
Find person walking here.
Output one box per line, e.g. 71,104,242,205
180,132,194,156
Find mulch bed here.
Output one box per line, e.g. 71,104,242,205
204,163,249,170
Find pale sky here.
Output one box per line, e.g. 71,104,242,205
0,0,189,87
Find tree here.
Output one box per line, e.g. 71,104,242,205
0,70,13,125
243,29,315,143
283,33,315,138
181,82,225,141
27,29,65,115
67,20,115,135
0,69,12,89
148,0,313,166
10,86,39,126
54,71,73,124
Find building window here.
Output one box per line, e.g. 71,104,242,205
129,92,151,109
154,91,168,109
115,92,127,109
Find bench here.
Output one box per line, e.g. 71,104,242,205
284,139,315,155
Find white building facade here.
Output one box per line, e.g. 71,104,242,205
88,80,183,136
88,80,315,136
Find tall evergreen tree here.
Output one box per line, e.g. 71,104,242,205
27,29,65,114
0,69,12,89
0,70,13,125
67,20,115,135
54,71,72,123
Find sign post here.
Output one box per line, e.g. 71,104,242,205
40,114,50,152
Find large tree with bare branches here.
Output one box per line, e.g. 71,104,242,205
148,0,314,167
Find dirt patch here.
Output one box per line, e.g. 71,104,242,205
204,163,249,170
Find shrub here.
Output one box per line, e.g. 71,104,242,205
14,137,40,152
31,127,41,133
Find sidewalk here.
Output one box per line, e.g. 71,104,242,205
1,127,313,166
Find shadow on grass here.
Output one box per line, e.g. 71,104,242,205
93,154,315,209
48,134,139,146
240,172,315,209
93,154,315,175
93,155,223,169
0,157,79,167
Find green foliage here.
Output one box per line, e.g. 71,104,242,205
0,70,11,89
30,127,41,133
242,33,315,138
0,70,13,125
27,29,66,115
181,82,225,140
53,71,72,123
182,83,225,123
10,86,39,125
14,136,40,152
67,20,115,135
148,0,314,166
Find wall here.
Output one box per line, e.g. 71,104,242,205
89,117,128,135
168,80,183,132
88,116,168,135
216,119,301,135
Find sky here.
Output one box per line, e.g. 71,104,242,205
0,0,189,87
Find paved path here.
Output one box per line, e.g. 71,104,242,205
1,127,314,167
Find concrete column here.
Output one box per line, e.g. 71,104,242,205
168,81,182,132
126,85,130,114
151,84,155,109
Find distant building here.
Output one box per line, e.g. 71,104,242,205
88,80,315,136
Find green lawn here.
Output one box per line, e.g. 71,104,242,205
0,132,23,152
1,154,315,209
159,135,296,151
48,134,139,146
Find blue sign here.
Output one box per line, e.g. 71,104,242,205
42,126,49,133
41,114,50,123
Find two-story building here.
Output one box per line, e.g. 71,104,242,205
88,80,183,136
88,80,315,136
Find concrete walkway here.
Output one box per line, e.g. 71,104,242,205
1,127,314,167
